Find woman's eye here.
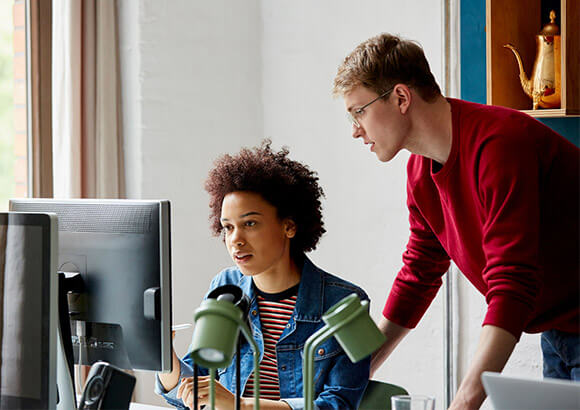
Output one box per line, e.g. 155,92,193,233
245,220,256,227
222,225,233,232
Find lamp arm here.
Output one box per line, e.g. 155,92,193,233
238,320,260,410
303,326,335,410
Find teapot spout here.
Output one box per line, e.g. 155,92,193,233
503,43,532,98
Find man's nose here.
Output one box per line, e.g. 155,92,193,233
352,123,364,139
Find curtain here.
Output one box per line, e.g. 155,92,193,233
51,0,126,391
52,0,124,199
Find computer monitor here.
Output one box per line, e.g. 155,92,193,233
0,212,58,409
9,199,173,373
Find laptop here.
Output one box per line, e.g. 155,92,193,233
482,371,580,410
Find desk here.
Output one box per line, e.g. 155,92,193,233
129,403,171,410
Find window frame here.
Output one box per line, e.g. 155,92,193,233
26,0,52,198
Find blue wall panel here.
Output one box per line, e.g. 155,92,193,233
460,0,486,105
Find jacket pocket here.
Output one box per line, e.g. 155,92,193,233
312,338,341,387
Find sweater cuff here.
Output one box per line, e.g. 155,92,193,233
382,290,430,329
483,295,533,341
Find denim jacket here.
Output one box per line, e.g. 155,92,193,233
155,256,370,409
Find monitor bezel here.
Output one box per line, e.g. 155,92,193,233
0,212,58,409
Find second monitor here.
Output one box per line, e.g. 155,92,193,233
9,198,172,373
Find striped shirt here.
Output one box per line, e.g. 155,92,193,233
244,283,299,400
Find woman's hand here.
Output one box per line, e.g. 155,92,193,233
177,376,236,410
157,331,182,392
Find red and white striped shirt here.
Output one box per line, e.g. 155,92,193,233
244,284,298,400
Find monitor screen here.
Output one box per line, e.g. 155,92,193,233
0,212,58,409
9,199,172,373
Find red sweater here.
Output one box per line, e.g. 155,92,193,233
383,98,579,339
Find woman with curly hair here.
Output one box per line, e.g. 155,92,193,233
156,140,370,409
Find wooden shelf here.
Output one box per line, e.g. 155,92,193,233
520,109,579,118
486,0,579,118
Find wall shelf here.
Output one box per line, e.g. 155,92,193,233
486,0,579,117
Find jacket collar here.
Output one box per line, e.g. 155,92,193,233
236,255,324,322
294,256,324,322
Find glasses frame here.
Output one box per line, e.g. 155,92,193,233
347,87,394,128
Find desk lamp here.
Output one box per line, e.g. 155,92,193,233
303,293,386,410
190,285,260,410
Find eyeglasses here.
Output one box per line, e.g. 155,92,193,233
346,87,393,128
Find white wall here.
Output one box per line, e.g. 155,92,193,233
117,1,541,408
118,1,263,406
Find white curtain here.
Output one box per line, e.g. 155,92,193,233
52,0,124,199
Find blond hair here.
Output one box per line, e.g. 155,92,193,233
333,33,441,101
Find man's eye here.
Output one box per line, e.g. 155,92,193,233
245,221,256,227
222,225,233,232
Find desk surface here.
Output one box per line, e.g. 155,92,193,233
130,403,171,410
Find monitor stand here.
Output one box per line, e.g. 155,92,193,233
56,271,85,410
57,322,77,410
55,271,137,410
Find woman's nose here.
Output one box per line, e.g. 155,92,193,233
230,229,244,246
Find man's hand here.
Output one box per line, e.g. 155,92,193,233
371,317,411,377
449,325,517,409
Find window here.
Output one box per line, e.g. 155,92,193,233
0,1,27,211
0,0,53,211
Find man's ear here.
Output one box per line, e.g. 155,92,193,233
393,84,412,115
284,219,297,239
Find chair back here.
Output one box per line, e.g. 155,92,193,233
358,379,408,410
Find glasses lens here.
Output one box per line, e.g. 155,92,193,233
346,112,359,128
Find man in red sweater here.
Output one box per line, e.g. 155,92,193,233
333,33,579,409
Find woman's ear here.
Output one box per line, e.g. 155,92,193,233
284,219,297,239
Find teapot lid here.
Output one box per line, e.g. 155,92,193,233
540,10,559,35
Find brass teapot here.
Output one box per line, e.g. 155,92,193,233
504,10,561,110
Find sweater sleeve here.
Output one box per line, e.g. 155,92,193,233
477,134,541,340
383,180,450,328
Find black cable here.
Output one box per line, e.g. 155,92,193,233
193,363,198,410
236,337,241,410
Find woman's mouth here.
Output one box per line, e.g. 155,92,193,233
234,254,252,263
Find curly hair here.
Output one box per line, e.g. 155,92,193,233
205,139,326,258
333,33,441,101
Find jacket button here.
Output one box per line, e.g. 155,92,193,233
286,323,291,328
317,348,325,356
281,365,286,371
252,310,257,316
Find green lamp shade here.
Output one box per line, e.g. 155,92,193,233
322,293,386,362
303,293,386,410
190,299,243,368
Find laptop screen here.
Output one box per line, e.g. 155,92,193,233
482,371,580,410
